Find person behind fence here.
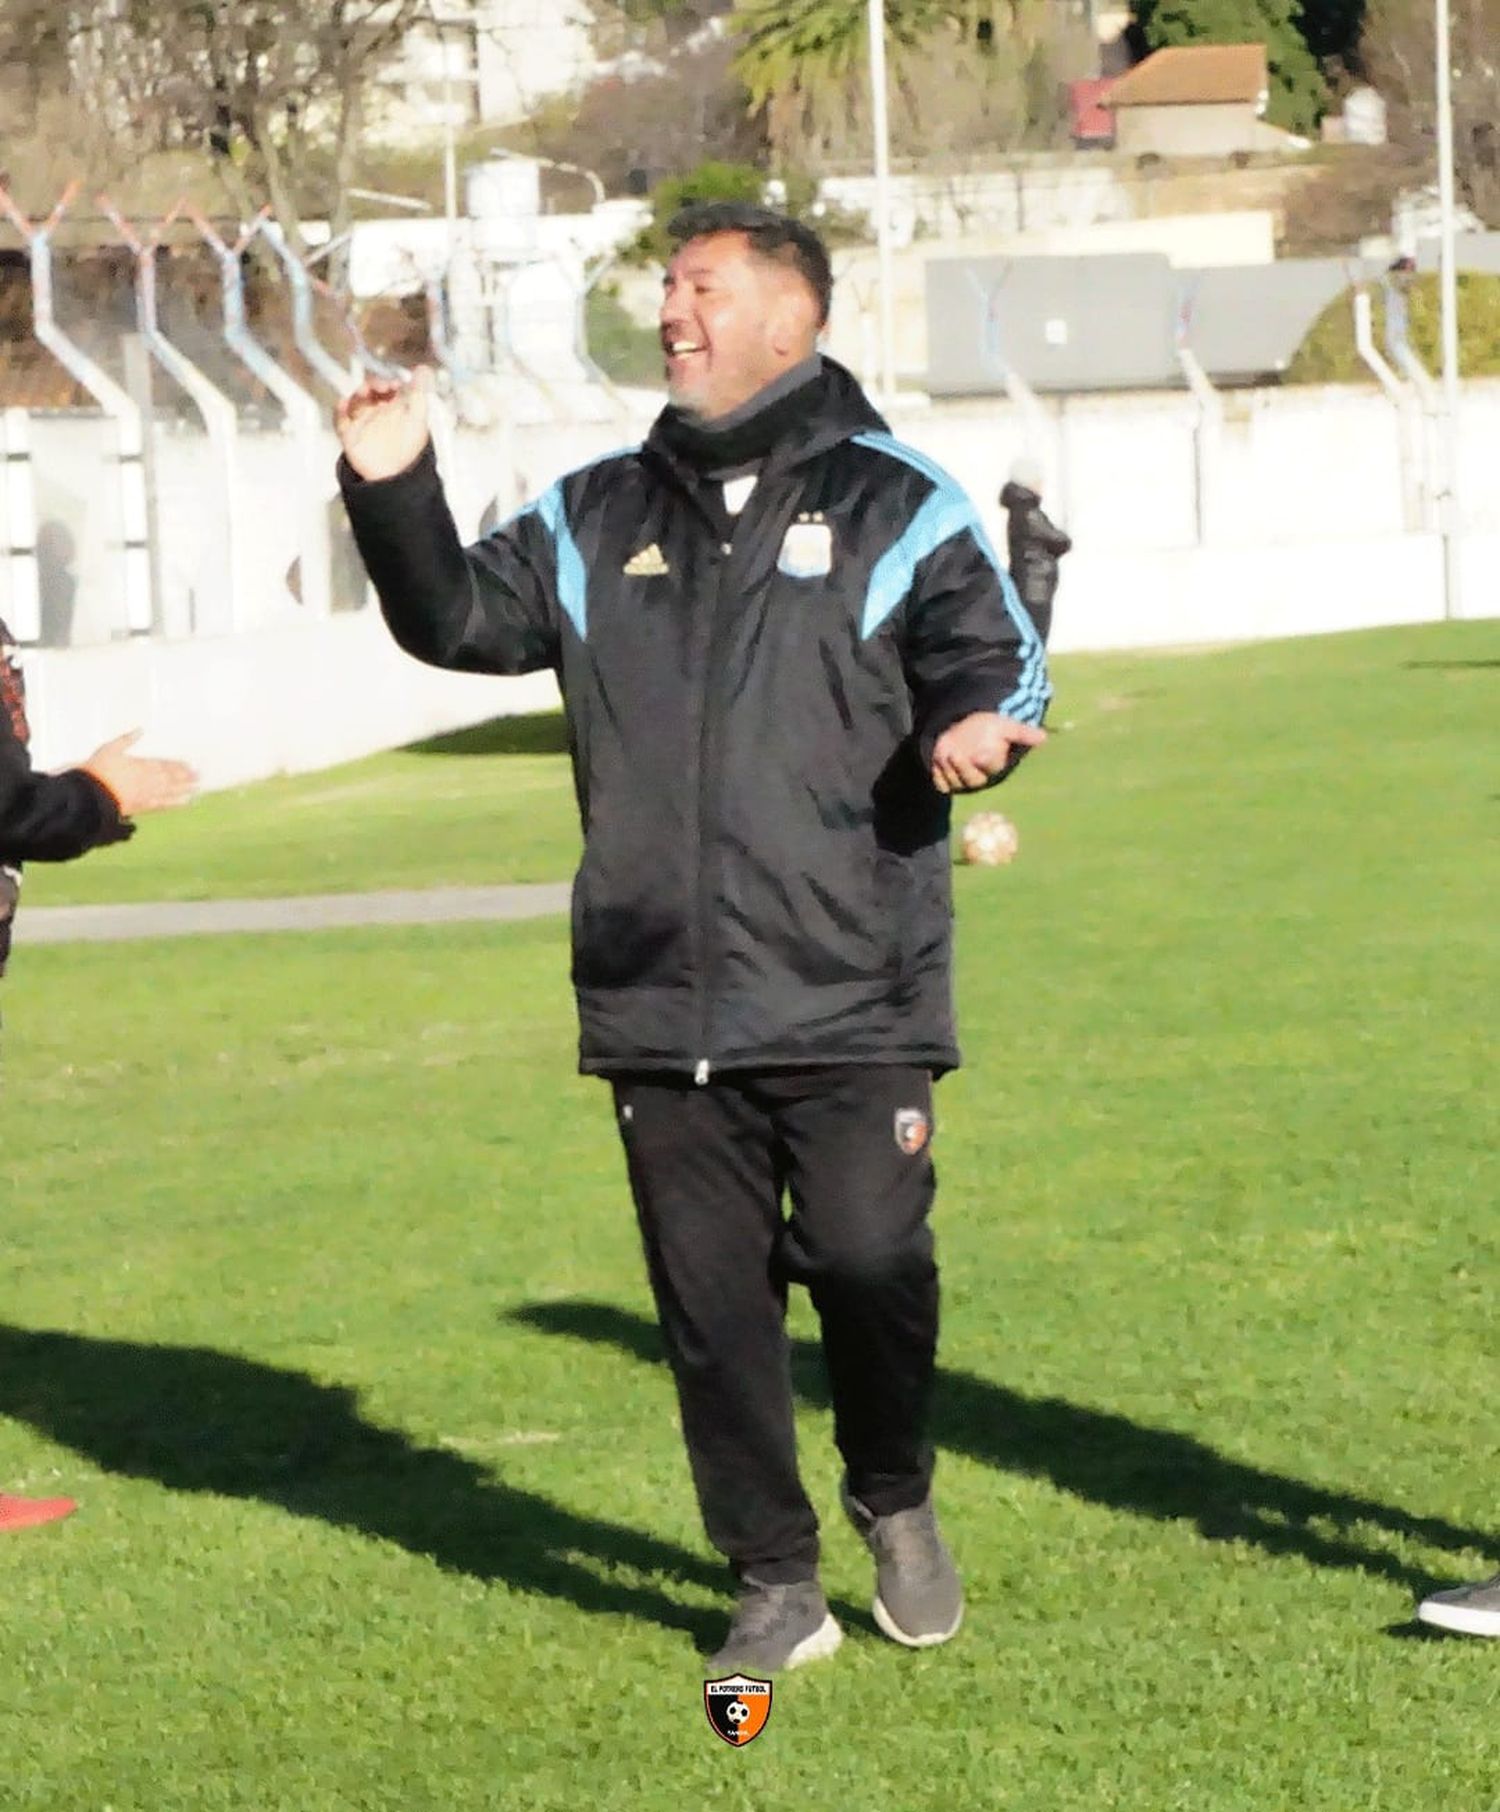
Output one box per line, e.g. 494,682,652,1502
334,201,1050,1676
999,457,1071,646
0,613,196,1533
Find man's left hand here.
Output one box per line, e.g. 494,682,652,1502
930,713,1047,795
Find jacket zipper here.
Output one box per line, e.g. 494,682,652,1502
649,444,730,1089
691,530,736,1086
650,443,802,1090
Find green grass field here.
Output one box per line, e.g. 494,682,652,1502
2,623,1497,1809
22,713,581,906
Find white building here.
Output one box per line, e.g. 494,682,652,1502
373,0,599,140
474,0,599,125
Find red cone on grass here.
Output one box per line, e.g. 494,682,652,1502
0,1492,76,1531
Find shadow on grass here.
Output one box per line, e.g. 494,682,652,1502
1403,659,1500,671
0,1321,723,1646
404,712,569,759
509,1300,1494,1600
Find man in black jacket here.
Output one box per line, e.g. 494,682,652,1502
337,203,1049,1674
0,614,195,1530
999,458,1071,646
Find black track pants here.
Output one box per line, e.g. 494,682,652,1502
611,1065,939,1583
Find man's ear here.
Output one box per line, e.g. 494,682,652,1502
767,276,820,358
765,296,797,357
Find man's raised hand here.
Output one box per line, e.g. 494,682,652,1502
335,365,434,483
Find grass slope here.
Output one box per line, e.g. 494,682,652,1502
1287,272,1500,385
1,622,1496,1808
23,713,580,907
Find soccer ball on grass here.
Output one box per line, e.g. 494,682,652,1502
958,811,1020,867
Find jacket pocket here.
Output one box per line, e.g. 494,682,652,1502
880,848,951,984
873,849,918,978
570,855,686,990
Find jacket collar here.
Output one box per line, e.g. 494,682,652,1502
643,356,887,491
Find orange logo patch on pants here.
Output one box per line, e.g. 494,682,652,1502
894,1107,931,1155
704,1674,772,1746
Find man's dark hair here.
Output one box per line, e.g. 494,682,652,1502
666,202,833,328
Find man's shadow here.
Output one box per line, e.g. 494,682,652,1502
1403,659,1500,670
509,1301,1493,1600
0,1321,726,1646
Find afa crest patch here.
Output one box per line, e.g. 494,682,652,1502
777,517,832,579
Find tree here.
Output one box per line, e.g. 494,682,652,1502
733,0,1080,168
1286,270,1500,381
1360,0,1500,225
733,0,947,138
1132,0,1330,134
504,38,768,199
1296,0,1365,67
1277,144,1422,252
590,0,737,55
0,0,432,289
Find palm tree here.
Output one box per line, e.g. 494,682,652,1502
731,0,1060,165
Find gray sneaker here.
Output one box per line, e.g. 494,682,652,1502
842,1481,964,1648
707,1577,843,1675
1417,1573,1500,1637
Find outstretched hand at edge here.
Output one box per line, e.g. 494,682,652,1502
81,731,198,818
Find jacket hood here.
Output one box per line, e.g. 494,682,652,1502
794,356,889,456
1000,481,1041,509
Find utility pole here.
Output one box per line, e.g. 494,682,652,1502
1435,0,1462,619
868,0,896,406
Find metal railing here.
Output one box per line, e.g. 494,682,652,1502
0,182,630,645
0,182,153,636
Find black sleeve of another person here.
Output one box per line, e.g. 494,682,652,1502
1028,504,1071,558
0,709,131,866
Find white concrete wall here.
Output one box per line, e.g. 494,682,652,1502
15,379,1500,791
1048,532,1488,654
24,612,559,790
897,379,1500,554
899,381,1498,651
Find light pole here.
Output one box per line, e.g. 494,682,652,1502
426,2,480,248
1435,0,1461,618
867,0,896,406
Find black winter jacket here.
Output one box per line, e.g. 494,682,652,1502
342,361,1049,1077
0,616,132,974
1000,481,1071,644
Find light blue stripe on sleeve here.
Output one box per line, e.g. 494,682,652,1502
992,562,1049,723
861,488,977,639
535,482,587,641
492,444,640,645
853,431,1051,724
